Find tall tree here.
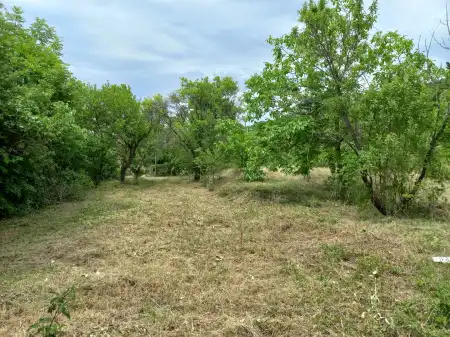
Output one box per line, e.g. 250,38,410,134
244,0,450,215
74,83,118,185
76,84,161,184
0,5,90,216
103,84,159,183
161,76,240,181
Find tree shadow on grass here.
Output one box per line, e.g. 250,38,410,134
394,203,450,222
122,175,189,190
218,177,334,207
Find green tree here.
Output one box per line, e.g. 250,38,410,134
215,120,265,181
244,0,450,214
0,6,90,216
129,139,154,183
77,84,160,184
74,83,118,185
161,76,240,181
103,84,155,183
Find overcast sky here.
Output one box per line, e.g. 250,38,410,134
6,0,450,98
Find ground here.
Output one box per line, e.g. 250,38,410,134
1,169,450,336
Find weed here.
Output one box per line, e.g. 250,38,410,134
28,286,75,337
430,283,450,329
280,259,307,286
321,243,350,262
357,255,384,274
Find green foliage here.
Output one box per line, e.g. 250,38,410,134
215,119,265,181
161,76,241,181
2,0,449,219
432,283,450,329
104,84,155,183
244,0,450,215
77,83,159,184
194,148,225,189
242,166,265,183
0,6,90,216
130,139,157,182
84,134,118,185
28,286,75,337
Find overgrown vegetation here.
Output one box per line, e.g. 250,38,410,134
2,0,449,217
244,0,450,215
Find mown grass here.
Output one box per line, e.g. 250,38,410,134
1,169,450,336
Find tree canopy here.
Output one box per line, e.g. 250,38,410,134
1,1,450,217
244,0,450,215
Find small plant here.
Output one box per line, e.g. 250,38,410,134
321,243,349,262
431,283,450,329
28,286,75,337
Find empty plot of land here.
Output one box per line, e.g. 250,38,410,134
1,171,450,336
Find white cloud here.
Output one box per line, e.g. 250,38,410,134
6,0,450,96
377,0,446,37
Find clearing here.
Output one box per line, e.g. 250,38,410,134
1,170,450,336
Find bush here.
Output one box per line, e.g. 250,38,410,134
242,165,265,182
44,170,92,204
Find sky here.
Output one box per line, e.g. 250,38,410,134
5,0,450,98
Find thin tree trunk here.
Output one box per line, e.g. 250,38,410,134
120,145,137,184
401,106,450,208
333,142,348,200
120,165,127,183
193,165,201,181
361,172,388,215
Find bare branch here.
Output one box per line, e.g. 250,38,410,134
420,26,438,58
434,3,450,50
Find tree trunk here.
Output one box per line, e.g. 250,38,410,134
371,191,388,215
120,165,127,183
191,149,201,181
193,165,201,181
119,145,137,184
132,167,141,184
333,142,348,200
401,106,450,209
361,172,387,215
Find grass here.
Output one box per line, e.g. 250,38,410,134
1,169,450,336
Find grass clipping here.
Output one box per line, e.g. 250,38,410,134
1,170,450,336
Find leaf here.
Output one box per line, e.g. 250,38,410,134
38,316,53,322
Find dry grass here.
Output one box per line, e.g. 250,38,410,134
1,170,450,336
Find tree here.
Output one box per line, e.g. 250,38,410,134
244,0,450,215
161,76,240,181
74,83,118,185
0,6,90,216
129,139,154,183
215,120,266,181
77,84,160,184
103,84,155,183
